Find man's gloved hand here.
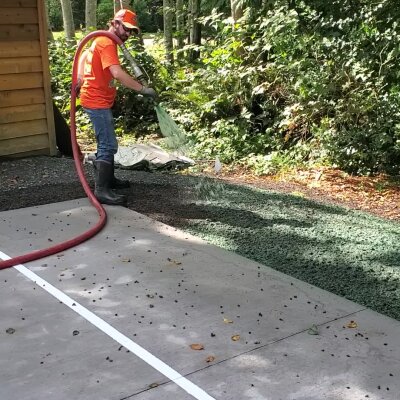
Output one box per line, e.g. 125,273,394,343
140,86,158,102
74,78,83,96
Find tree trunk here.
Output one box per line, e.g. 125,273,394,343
231,0,243,23
163,0,174,64
176,0,184,51
59,0,75,41
114,0,130,14
85,0,97,30
189,0,201,61
262,0,272,9
230,0,245,57
44,0,54,41
187,0,192,44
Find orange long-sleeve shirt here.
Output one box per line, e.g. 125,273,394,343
80,36,120,109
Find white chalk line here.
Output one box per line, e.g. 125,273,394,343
0,251,215,400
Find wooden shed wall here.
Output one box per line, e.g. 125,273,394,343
0,0,56,157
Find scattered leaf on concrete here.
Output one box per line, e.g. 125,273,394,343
6,328,15,334
205,355,215,363
149,382,159,388
223,318,233,324
346,320,358,329
231,335,240,341
307,324,319,335
190,343,204,350
167,258,182,266
121,258,131,263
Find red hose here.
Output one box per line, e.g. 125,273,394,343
0,31,123,270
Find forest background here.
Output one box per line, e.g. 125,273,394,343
47,0,400,177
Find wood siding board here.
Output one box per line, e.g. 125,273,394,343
0,41,41,58
0,0,56,157
0,8,38,25
0,24,39,41
0,72,43,91
0,119,48,140
0,88,45,108
37,0,56,155
0,57,42,74
0,104,46,124
0,134,49,156
0,0,37,7
1,149,50,158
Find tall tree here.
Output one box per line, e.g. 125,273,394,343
231,0,243,22
44,0,54,41
114,0,130,14
188,0,201,61
59,0,75,41
163,0,174,64
85,0,97,30
176,0,185,51
231,0,245,57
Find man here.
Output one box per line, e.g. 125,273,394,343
77,9,157,206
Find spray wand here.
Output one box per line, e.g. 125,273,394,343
119,43,148,86
120,42,188,154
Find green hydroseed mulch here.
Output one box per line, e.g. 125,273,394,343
180,178,400,321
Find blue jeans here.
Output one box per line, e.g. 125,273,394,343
83,108,118,163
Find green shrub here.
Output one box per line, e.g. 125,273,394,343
49,1,400,175
159,2,400,174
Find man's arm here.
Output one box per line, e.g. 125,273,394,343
109,64,144,92
75,49,89,94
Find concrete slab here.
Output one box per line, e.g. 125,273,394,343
134,309,400,400
0,199,399,399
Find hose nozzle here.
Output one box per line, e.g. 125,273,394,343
119,43,149,86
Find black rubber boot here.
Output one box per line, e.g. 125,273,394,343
93,160,127,206
93,159,130,189
111,160,130,189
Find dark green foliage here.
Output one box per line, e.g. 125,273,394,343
162,1,400,175
47,0,162,32
96,0,162,32
131,0,163,33
48,0,400,175
46,0,85,30
48,38,75,110
47,0,63,31
72,0,85,29
180,1,400,173
96,0,114,29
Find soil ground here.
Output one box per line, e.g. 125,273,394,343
1,156,399,223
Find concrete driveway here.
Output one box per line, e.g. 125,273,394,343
0,199,399,399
